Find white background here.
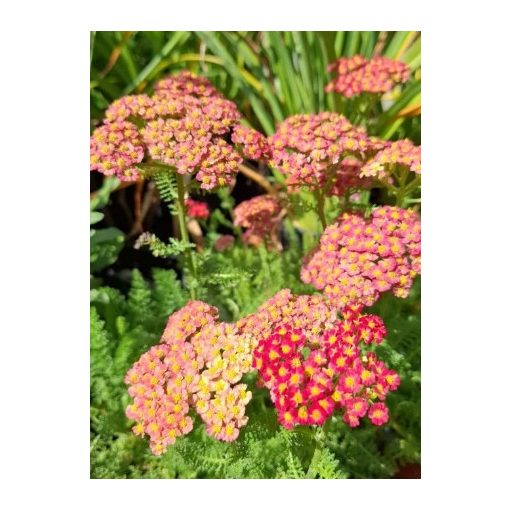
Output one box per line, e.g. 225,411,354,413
0,1,509,508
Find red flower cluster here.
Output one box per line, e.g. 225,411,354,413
185,198,210,219
267,113,376,195
301,206,421,308
90,71,245,189
233,195,282,248
326,55,410,98
252,305,399,429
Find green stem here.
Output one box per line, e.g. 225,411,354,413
175,173,197,299
314,189,327,230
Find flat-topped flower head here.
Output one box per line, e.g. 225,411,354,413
301,206,421,308
91,71,246,190
267,112,378,195
252,302,399,430
233,195,282,248
126,299,260,455
326,55,410,98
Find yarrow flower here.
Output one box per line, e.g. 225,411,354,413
325,55,410,98
301,206,421,308
91,71,245,189
360,139,421,181
236,289,338,344
233,195,283,248
231,124,270,161
90,121,144,181
267,113,377,195
214,234,235,252
185,198,210,219
125,300,257,455
252,304,399,429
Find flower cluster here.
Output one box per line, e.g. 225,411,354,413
237,289,337,344
232,124,270,160
90,121,144,181
91,71,245,189
252,305,399,429
233,195,282,248
267,113,376,194
360,139,421,180
325,55,410,98
125,300,256,455
185,198,210,219
301,206,421,308
214,234,235,252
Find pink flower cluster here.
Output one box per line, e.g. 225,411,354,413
253,304,399,429
236,289,337,344
91,71,245,189
231,124,270,160
326,55,410,98
267,113,376,194
214,234,235,252
301,206,421,308
125,300,256,455
360,139,421,180
233,195,282,248
185,198,210,219
90,121,144,181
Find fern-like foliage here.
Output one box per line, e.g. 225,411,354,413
153,170,179,215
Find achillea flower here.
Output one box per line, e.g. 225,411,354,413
233,195,283,248
267,113,376,195
185,198,210,219
214,234,235,252
360,139,421,181
326,55,410,98
125,300,257,455
90,121,144,181
301,206,421,308
91,71,244,189
236,289,338,344
252,304,399,429
232,124,270,160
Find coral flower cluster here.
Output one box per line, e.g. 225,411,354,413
125,300,256,455
267,113,377,194
233,195,283,248
252,304,399,429
301,206,421,308
90,71,246,189
232,124,270,160
325,55,410,98
237,289,338,344
185,198,210,219
360,139,421,181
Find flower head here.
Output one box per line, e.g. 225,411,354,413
252,302,399,429
301,206,421,308
125,300,258,455
233,195,282,248
91,71,245,190
267,112,376,195
326,55,410,98
185,198,210,219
